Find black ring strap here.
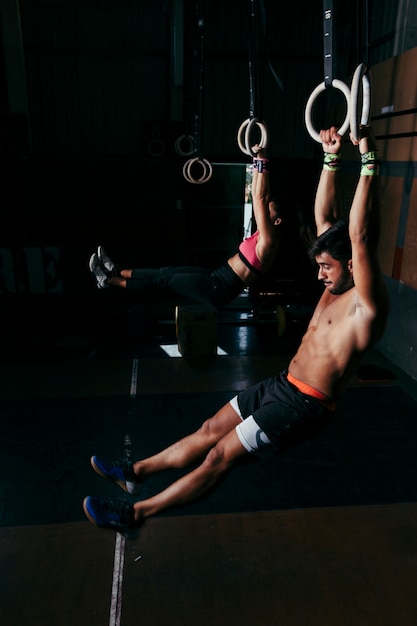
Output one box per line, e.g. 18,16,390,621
323,0,334,88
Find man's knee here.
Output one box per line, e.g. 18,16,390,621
199,417,221,444
203,444,228,475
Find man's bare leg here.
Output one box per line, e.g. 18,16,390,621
83,404,248,533
89,402,243,493
132,402,242,479
132,428,248,523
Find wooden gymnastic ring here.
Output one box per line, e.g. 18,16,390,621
183,157,213,184
237,118,268,156
350,63,371,143
244,118,269,157
174,134,195,156
148,138,165,157
305,79,351,143
237,119,251,155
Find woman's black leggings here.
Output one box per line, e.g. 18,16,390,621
126,262,245,307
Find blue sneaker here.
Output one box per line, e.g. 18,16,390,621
90,455,142,494
83,496,137,535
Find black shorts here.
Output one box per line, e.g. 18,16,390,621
236,370,334,452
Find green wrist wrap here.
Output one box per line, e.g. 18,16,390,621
323,152,341,171
360,150,380,176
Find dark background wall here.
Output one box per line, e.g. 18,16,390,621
1,0,417,378
3,0,402,158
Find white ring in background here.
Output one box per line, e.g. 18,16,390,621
183,157,213,184
148,138,165,157
350,63,371,142
174,134,195,156
305,79,351,143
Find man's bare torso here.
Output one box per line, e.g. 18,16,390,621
288,283,389,400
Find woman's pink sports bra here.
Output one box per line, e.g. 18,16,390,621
238,231,264,274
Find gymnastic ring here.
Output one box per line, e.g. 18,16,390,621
184,157,213,184
244,117,269,157
237,119,251,155
193,158,213,184
174,134,195,156
183,157,213,184
183,158,207,183
350,63,371,143
237,118,268,156
305,79,351,143
148,138,165,157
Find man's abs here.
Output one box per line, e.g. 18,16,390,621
288,299,365,398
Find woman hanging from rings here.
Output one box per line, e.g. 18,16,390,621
88,146,285,308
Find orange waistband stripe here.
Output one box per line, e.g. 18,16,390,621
287,372,336,411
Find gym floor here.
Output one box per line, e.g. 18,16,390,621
1,295,417,626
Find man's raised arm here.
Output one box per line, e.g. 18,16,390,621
315,126,343,236
348,126,383,313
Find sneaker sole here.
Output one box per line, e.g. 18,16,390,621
89,253,98,273
90,456,130,493
83,496,100,527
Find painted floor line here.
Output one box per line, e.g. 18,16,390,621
109,354,139,626
109,532,125,626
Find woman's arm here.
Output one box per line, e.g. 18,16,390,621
251,146,279,265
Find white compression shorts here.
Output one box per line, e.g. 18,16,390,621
230,396,274,458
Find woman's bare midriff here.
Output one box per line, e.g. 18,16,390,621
227,254,259,285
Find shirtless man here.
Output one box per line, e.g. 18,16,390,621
289,125,389,400
83,126,389,535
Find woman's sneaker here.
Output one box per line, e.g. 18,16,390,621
97,246,116,274
90,455,142,494
83,496,138,536
89,252,109,289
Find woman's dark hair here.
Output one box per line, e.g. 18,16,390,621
269,194,288,221
308,219,352,264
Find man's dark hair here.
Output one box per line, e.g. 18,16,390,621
308,219,352,264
